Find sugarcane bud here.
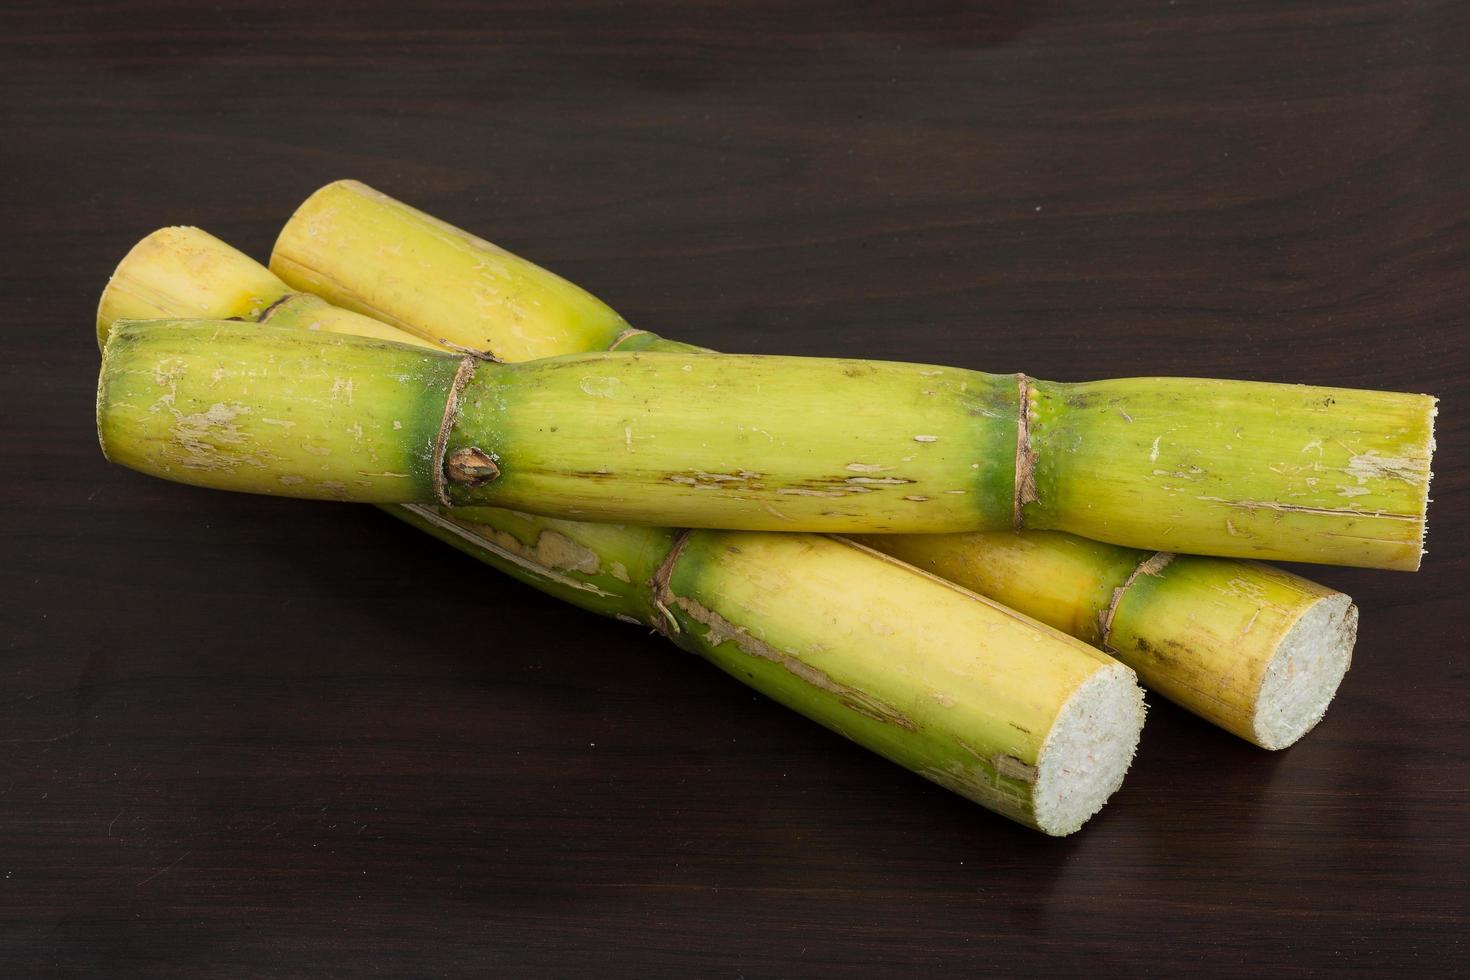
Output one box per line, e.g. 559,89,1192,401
446,447,500,487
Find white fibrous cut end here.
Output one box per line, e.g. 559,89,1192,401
1032,662,1146,836
1251,593,1357,751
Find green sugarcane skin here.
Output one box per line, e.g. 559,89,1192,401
97,230,1146,832
97,319,457,502
98,320,1023,526
555,323,1435,570
257,291,447,350
99,316,1433,567
95,227,292,345
500,331,1434,569
605,327,1361,731
1026,378,1435,572
527,292,1377,738
449,349,1017,529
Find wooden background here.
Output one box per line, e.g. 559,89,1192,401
3,1,1466,974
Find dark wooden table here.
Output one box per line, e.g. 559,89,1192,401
4,1,1467,975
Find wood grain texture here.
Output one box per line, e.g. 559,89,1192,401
2,0,1466,975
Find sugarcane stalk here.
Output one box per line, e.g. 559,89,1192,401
266,183,1373,746
272,181,1436,571
101,319,1027,518
98,228,1145,835
99,315,1436,571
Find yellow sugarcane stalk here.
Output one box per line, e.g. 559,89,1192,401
98,311,1437,571
97,227,1146,835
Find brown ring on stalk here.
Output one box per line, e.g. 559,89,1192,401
1098,551,1176,652
433,356,483,506
437,339,501,361
647,528,694,638
608,327,652,351
257,293,298,322
1012,373,1039,528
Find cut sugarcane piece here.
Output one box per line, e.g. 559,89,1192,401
96,227,1145,834
98,316,1435,567
862,531,1356,748
270,181,1436,570
97,319,1023,519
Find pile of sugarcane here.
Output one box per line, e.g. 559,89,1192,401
95,182,1437,835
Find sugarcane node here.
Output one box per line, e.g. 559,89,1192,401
607,327,652,351
1012,373,1039,527
257,293,297,322
647,529,694,637
438,339,501,361
431,355,483,506
445,447,501,487
1098,551,1176,652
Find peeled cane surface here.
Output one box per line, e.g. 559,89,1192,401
96,229,1147,834
270,180,1437,569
